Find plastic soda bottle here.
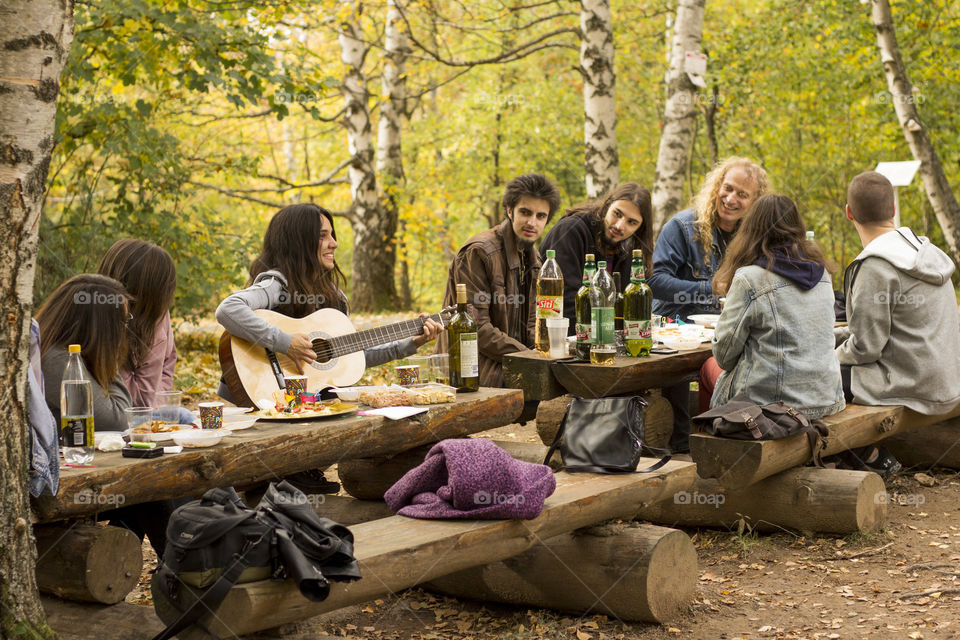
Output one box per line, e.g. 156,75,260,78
534,249,564,354
589,261,616,365
60,344,95,464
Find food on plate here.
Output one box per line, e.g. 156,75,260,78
258,400,357,418
132,419,180,434
407,384,456,405
359,388,411,408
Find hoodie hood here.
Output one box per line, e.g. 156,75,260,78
754,246,825,291
857,227,955,285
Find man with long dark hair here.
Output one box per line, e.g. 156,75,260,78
440,174,562,387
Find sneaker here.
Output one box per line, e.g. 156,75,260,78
864,447,902,482
283,469,341,495
830,446,902,482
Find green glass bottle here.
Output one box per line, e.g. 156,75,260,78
574,253,597,361
449,283,479,391
624,249,653,357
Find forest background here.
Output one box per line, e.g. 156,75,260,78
38,0,960,320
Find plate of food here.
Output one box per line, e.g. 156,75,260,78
255,400,358,421
171,429,230,448
129,421,194,442
688,314,722,328
656,325,714,343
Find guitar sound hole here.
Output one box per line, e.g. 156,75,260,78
314,340,334,364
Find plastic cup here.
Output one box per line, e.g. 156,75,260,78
156,390,182,425
409,355,432,381
124,406,154,431
198,401,224,430
431,354,450,385
545,317,569,359
396,364,420,386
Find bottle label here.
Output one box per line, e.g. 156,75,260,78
576,322,594,343
625,320,652,340
592,307,615,345
536,296,563,318
60,416,94,448
459,333,479,377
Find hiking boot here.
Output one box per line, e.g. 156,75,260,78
283,469,341,495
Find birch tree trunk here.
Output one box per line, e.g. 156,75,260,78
580,0,619,198
871,0,960,263
651,0,706,236
339,1,398,311
376,0,410,308
0,0,73,637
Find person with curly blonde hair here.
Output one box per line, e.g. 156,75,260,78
648,157,768,454
649,157,769,322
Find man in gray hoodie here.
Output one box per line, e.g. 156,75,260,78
836,171,960,415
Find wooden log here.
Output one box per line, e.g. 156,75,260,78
535,391,674,449
503,350,568,401
339,440,562,501
424,522,695,623
550,345,710,398
690,403,960,489
311,495,395,525
34,388,523,523
34,524,142,604
634,467,886,534
152,462,697,639
42,596,166,639
881,417,960,470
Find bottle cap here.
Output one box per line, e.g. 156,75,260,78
545,249,555,259
456,283,466,294
632,249,643,258
585,253,595,261
68,344,81,354
456,283,467,304
597,261,607,268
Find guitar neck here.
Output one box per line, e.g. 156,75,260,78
323,313,443,359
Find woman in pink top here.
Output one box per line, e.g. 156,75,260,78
97,239,178,407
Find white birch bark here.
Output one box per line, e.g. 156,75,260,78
580,0,619,198
0,0,73,634
871,0,960,262
339,2,398,310
651,0,706,236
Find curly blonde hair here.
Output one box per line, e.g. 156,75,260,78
691,157,770,260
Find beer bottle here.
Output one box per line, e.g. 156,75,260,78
534,249,563,354
589,261,616,365
448,283,479,392
60,344,95,464
574,253,597,361
624,250,653,357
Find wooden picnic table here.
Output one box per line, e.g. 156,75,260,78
503,344,712,400
31,387,523,524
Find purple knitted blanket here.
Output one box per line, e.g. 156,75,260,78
384,438,556,520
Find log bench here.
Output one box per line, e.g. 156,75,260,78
152,460,697,638
690,402,960,489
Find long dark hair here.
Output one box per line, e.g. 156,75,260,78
248,203,347,317
712,194,831,296
564,182,653,275
36,274,132,390
97,238,176,370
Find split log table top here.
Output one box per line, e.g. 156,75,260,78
503,345,712,400
32,387,523,524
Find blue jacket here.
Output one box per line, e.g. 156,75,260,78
649,209,722,321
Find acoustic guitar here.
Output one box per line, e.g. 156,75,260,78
219,307,452,407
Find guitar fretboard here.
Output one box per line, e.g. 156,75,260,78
315,313,444,359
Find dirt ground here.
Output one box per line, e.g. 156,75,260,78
126,419,960,640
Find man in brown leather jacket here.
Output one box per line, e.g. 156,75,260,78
440,174,562,387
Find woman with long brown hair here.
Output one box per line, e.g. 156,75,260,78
36,273,133,431
97,238,179,409
699,194,844,418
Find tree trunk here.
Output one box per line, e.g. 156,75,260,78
651,0,706,236
871,0,960,263
376,0,409,309
339,2,398,311
580,0,619,198
0,1,73,637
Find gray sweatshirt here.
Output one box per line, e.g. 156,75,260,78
836,227,960,414
41,345,132,431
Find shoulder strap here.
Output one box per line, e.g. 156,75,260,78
542,404,569,467
151,534,267,640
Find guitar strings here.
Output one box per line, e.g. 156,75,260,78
311,315,442,359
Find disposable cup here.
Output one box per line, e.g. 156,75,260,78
156,390,181,425
199,401,224,430
545,317,569,358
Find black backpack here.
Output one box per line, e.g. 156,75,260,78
152,482,360,640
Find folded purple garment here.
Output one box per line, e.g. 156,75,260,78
384,438,556,520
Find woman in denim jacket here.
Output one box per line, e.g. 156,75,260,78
650,157,768,322
700,194,845,419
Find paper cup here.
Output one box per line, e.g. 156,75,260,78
396,364,420,386
198,402,224,430
283,375,308,406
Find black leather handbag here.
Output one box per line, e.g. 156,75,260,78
543,395,671,474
